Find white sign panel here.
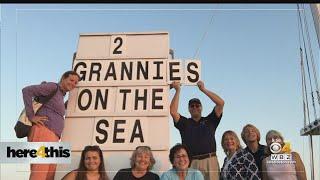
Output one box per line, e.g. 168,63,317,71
62,117,169,151
109,35,127,58
167,60,201,85
184,60,201,85
76,32,169,59
66,86,169,117
73,59,167,86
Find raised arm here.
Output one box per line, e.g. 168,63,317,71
197,81,224,117
170,81,181,122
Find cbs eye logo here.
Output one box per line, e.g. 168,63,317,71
270,142,282,153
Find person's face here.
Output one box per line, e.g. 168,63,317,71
266,133,283,147
173,149,190,171
244,127,258,143
188,103,202,118
224,134,238,152
61,74,79,92
134,152,151,171
84,151,101,171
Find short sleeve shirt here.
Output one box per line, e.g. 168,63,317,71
174,108,222,156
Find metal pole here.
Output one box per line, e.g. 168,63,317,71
309,135,315,180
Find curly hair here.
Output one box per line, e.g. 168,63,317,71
168,143,192,168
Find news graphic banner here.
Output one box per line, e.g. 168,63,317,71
61,32,201,151
0,142,71,164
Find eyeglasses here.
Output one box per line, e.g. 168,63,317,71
174,154,188,159
135,146,151,150
189,104,201,108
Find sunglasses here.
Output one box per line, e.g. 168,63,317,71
135,146,151,150
189,104,201,108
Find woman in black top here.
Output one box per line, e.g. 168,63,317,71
114,146,159,180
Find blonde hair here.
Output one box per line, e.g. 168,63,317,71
241,124,261,144
221,130,242,155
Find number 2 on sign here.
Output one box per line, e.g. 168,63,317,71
110,35,126,56
113,37,123,54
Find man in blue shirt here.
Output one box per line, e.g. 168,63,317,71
170,80,224,180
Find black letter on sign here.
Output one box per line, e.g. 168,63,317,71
113,120,125,143
130,119,144,143
137,61,149,80
135,89,147,110
96,119,109,144
152,88,163,109
105,62,117,80
169,62,181,81
95,89,108,110
113,37,123,54
78,89,92,111
187,62,199,83
153,61,163,80
121,62,133,80
73,62,87,81
89,62,102,81
119,89,131,110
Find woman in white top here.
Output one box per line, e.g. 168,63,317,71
261,130,306,180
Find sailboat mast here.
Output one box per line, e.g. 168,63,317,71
310,4,320,47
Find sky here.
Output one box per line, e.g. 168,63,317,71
1,3,320,180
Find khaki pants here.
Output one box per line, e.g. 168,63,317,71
28,125,59,180
191,155,220,180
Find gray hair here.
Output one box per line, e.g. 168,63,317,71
130,146,156,171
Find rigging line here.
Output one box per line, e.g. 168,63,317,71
300,48,308,126
297,6,304,53
298,4,312,124
298,4,317,120
301,48,312,125
302,4,320,109
193,5,218,59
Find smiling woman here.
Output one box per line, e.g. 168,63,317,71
160,144,204,180
220,130,260,180
62,145,109,180
113,146,159,180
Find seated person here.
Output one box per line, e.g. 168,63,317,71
114,146,159,180
160,143,204,180
62,145,109,180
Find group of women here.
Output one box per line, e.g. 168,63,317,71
22,71,307,180
62,144,201,180
220,128,306,180
61,127,307,180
